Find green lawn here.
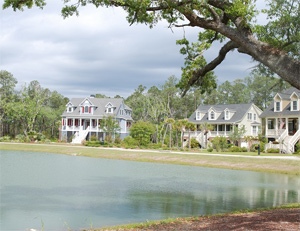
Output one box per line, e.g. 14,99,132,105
1,142,299,175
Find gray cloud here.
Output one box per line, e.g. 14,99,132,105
1,1,263,99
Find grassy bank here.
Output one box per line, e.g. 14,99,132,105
93,203,300,231
1,142,299,175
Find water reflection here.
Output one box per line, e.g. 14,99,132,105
0,150,299,230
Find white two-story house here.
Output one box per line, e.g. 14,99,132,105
60,96,133,143
188,103,262,148
260,87,300,153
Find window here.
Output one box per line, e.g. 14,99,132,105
196,111,201,120
68,107,72,112
210,111,215,120
107,107,113,113
275,101,281,112
247,113,252,121
252,126,257,136
225,111,229,120
85,106,89,113
126,121,131,127
254,114,257,121
292,100,298,111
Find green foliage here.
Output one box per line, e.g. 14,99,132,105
123,136,139,147
90,135,98,141
267,148,280,153
85,141,101,147
130,121,155,146
207,147,213,152
190,138,199,149
228,146,247,152
228,125,246,145
0,135,11,142
211,136,228,152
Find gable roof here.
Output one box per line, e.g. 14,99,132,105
189,103,256,124
62,97,132,118
260,87,300,118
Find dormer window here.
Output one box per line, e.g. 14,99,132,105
196,110,201,120
85,106,89,113
292,100,298,111
275,101,281,112
210,111,215,120
106,102,114,113
67,106,73,113
225,110,229,120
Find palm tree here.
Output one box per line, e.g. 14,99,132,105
178,119,188,149
200,122,214,148
186,122,196,150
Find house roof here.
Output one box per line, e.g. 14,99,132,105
62,97,132,118
189,103,257,124
260,87,300,118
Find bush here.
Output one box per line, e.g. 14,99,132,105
267,148,280,153
272,141,279,144
229,146,242,152
211,136,227,152
85,141,102,147
123,136,139,146
114,137,122,144
190,138,200,148
242,147,248,152
207,147,213,152
0,136,11,142
15,134,26,142
90,135,97,141
105,135,113,144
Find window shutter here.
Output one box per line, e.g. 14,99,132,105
62,119,65,126
89,107,91,113
82,107,84,113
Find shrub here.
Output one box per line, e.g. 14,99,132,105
90,135,97,141
272,141,279,144
123,136,139,146
242,147,248,152
15,134,26,142
190,138,200,148
211,136,227,152
105,135,113,144
267,148,280,153
114,137,122,144
85,141,101,147
229,146,242,152
0,136,11,142
207,147,213,152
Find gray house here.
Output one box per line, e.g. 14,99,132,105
188,103,262,147
260,87,300,153
61,96,133,143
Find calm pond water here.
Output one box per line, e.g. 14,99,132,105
0,150,299,231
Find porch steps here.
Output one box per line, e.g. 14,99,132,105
71,126,90,144
277,130,300,154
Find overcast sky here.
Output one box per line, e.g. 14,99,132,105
0,1,265,99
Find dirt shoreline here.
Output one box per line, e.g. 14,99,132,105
97,207,300,231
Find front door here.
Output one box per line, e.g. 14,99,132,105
288,118,298,135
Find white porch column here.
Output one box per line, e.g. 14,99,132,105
217,124,219,136
275,117,278,136
225,124,227,136
80,118,82,130
90,118,92,130
73,118,75,131
265,118,268,136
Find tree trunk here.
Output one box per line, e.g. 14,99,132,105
188,129,191,150
169,123,172,149
181,7,300,91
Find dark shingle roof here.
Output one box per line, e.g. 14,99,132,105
260,87,300,118
188,103,255,124
62,97,132,118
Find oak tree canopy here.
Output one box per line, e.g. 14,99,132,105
3,0,300,94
